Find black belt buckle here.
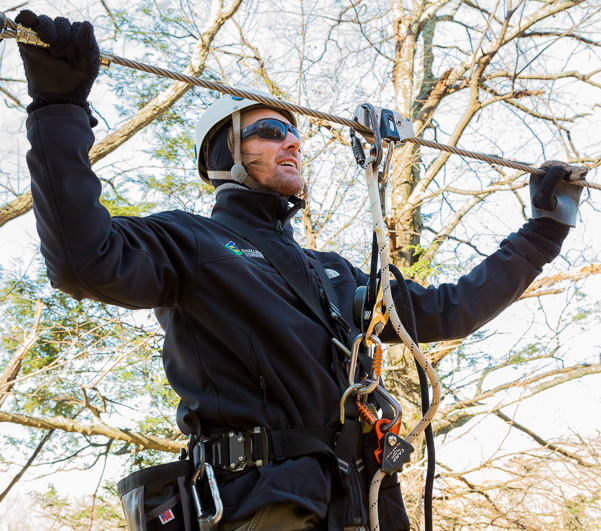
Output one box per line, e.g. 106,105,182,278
227,431,247,471
245,426,268,467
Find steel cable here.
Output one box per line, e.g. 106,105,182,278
1,14,599,191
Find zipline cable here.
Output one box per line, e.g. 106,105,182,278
1,12,599,190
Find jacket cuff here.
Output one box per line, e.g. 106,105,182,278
26,103,94,130
515,218,569,263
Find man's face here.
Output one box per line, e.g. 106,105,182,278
240,108,303,196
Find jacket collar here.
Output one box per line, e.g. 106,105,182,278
211,188,304,238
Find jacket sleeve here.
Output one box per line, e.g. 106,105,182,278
26,104,198,309
379,232,551,344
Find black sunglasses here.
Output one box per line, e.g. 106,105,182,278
241,118,301,141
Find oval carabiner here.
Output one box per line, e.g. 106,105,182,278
348,333,382,387
192,462,223,528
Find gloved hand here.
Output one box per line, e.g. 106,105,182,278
520,161,588,261
15,10,100,127
530,160,588,227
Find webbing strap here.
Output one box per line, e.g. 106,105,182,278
212,213,340,339
308,258,340,307
327,418,362,531
270,429,338,461
205,428,338,468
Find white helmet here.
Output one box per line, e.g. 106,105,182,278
194,93,297,189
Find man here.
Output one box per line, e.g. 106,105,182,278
16,10,586,531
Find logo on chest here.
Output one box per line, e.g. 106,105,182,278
225,241,265,259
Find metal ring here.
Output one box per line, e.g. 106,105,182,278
353,377,379,396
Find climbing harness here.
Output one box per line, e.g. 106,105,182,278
1,10,599,190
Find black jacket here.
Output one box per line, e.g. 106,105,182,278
26,104,553,526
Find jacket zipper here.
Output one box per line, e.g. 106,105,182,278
277,217,363,522
247,336,269,412
350,461,367,525
276,219,310,284
259,375,267,411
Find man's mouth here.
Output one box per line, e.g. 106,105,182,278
277,159,298,169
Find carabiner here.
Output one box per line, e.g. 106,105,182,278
379,141,395,185
374,385,402,432
361,103,383,168
192,462,224,529
331,337,351,360
339,381,372,424
348,333,382,389
191,440,223,529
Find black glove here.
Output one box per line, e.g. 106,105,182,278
15,10,100,127
530,160,587,227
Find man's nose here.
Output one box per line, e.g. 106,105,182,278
283,131,301,151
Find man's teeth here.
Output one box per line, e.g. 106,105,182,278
279,161,295,167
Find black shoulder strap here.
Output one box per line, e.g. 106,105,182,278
307,257,351,343
307,257,339,307
212,213,339,339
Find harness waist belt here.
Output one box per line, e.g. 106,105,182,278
202,427,338,473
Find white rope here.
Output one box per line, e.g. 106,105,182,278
364,158,442,531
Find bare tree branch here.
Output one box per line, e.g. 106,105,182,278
522,263,601,296
494,410,599,468
0,192,33,229
435,362,601,435
0,300,43,408
0,411,183,453
0,429,55,504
